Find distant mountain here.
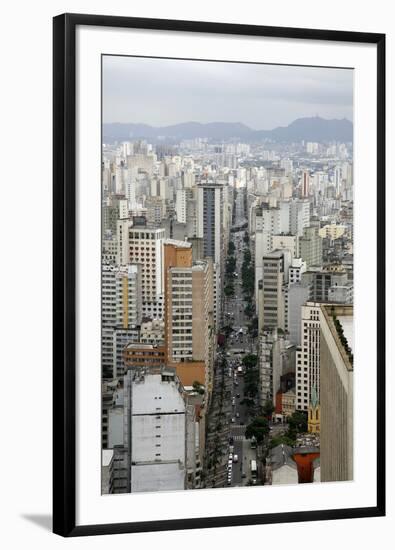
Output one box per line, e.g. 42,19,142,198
259,116,353,143
103,117,353,143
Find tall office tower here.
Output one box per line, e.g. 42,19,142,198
114,165,130,195
101,264,142,378
145,196,166,226
301,170,310,197
121,141,133,157
117,225,165,319
102,195,129,237
259,329,295,406
298,223,323,268
289,199,311,236
333,165,342,196
122,367,190,492
302,264,352,303
196,181,225,329
102,161,112,200
254,203,281,303
186,196,198,238
182,171,195,189
285,281,310,346
163,241,214,392
295,303,321,412
125,166,138,207
196,181,223,264
175,189,187,223
319,304,353,481
280,158,293,177
257,249,290,333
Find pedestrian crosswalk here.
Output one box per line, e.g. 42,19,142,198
232,434,245,441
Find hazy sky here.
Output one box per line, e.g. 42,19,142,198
103,55,353,130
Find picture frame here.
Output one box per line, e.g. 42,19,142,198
53,12,386,537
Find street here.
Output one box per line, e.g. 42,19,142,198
204,188,259,488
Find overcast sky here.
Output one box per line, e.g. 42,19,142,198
103,55,353,130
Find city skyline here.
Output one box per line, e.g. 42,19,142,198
101,55,354,494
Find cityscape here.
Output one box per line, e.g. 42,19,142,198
101,57,354,494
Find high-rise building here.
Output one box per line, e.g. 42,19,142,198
117,225,165,319
285,281,310,346
196,181,223,265
175,189,187,223
103,194,128,237
196,181,226,329
102,265,142,378
302,264,352,303
319,304,353,481
295,303,321,412
299,223,323,268
258,249,290,332
163,240,215,392
124,367,188,492
259,329,295,406
301,170,310,197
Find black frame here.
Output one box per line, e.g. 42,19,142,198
53,13,386,537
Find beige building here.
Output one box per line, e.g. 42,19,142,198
319,223,346,240
117,224,165,319
319,304,353,482
140,319,165,345
164,241,215,393
282,388,296,418
272,234,299,260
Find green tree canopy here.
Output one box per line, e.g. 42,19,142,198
287,411,308,436
262,400,275,418
245,417,269,444
242,354,258,369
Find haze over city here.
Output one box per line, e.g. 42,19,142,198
103,55,353,128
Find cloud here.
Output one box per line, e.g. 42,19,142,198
102,55,353,129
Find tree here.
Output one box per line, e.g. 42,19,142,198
245,417,270,444
224,284,235,297
228,241,236,254
262,400,275,419
287,411,308,438
242,354,258,369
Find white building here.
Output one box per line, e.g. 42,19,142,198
175,189,187,223
289,257,307,285
124,368,188,493
117,225,165,319
285,281,310,346
295,303,321,412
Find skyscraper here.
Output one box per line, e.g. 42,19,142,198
319,304,353,481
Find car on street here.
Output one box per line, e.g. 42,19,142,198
231,417,235,423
